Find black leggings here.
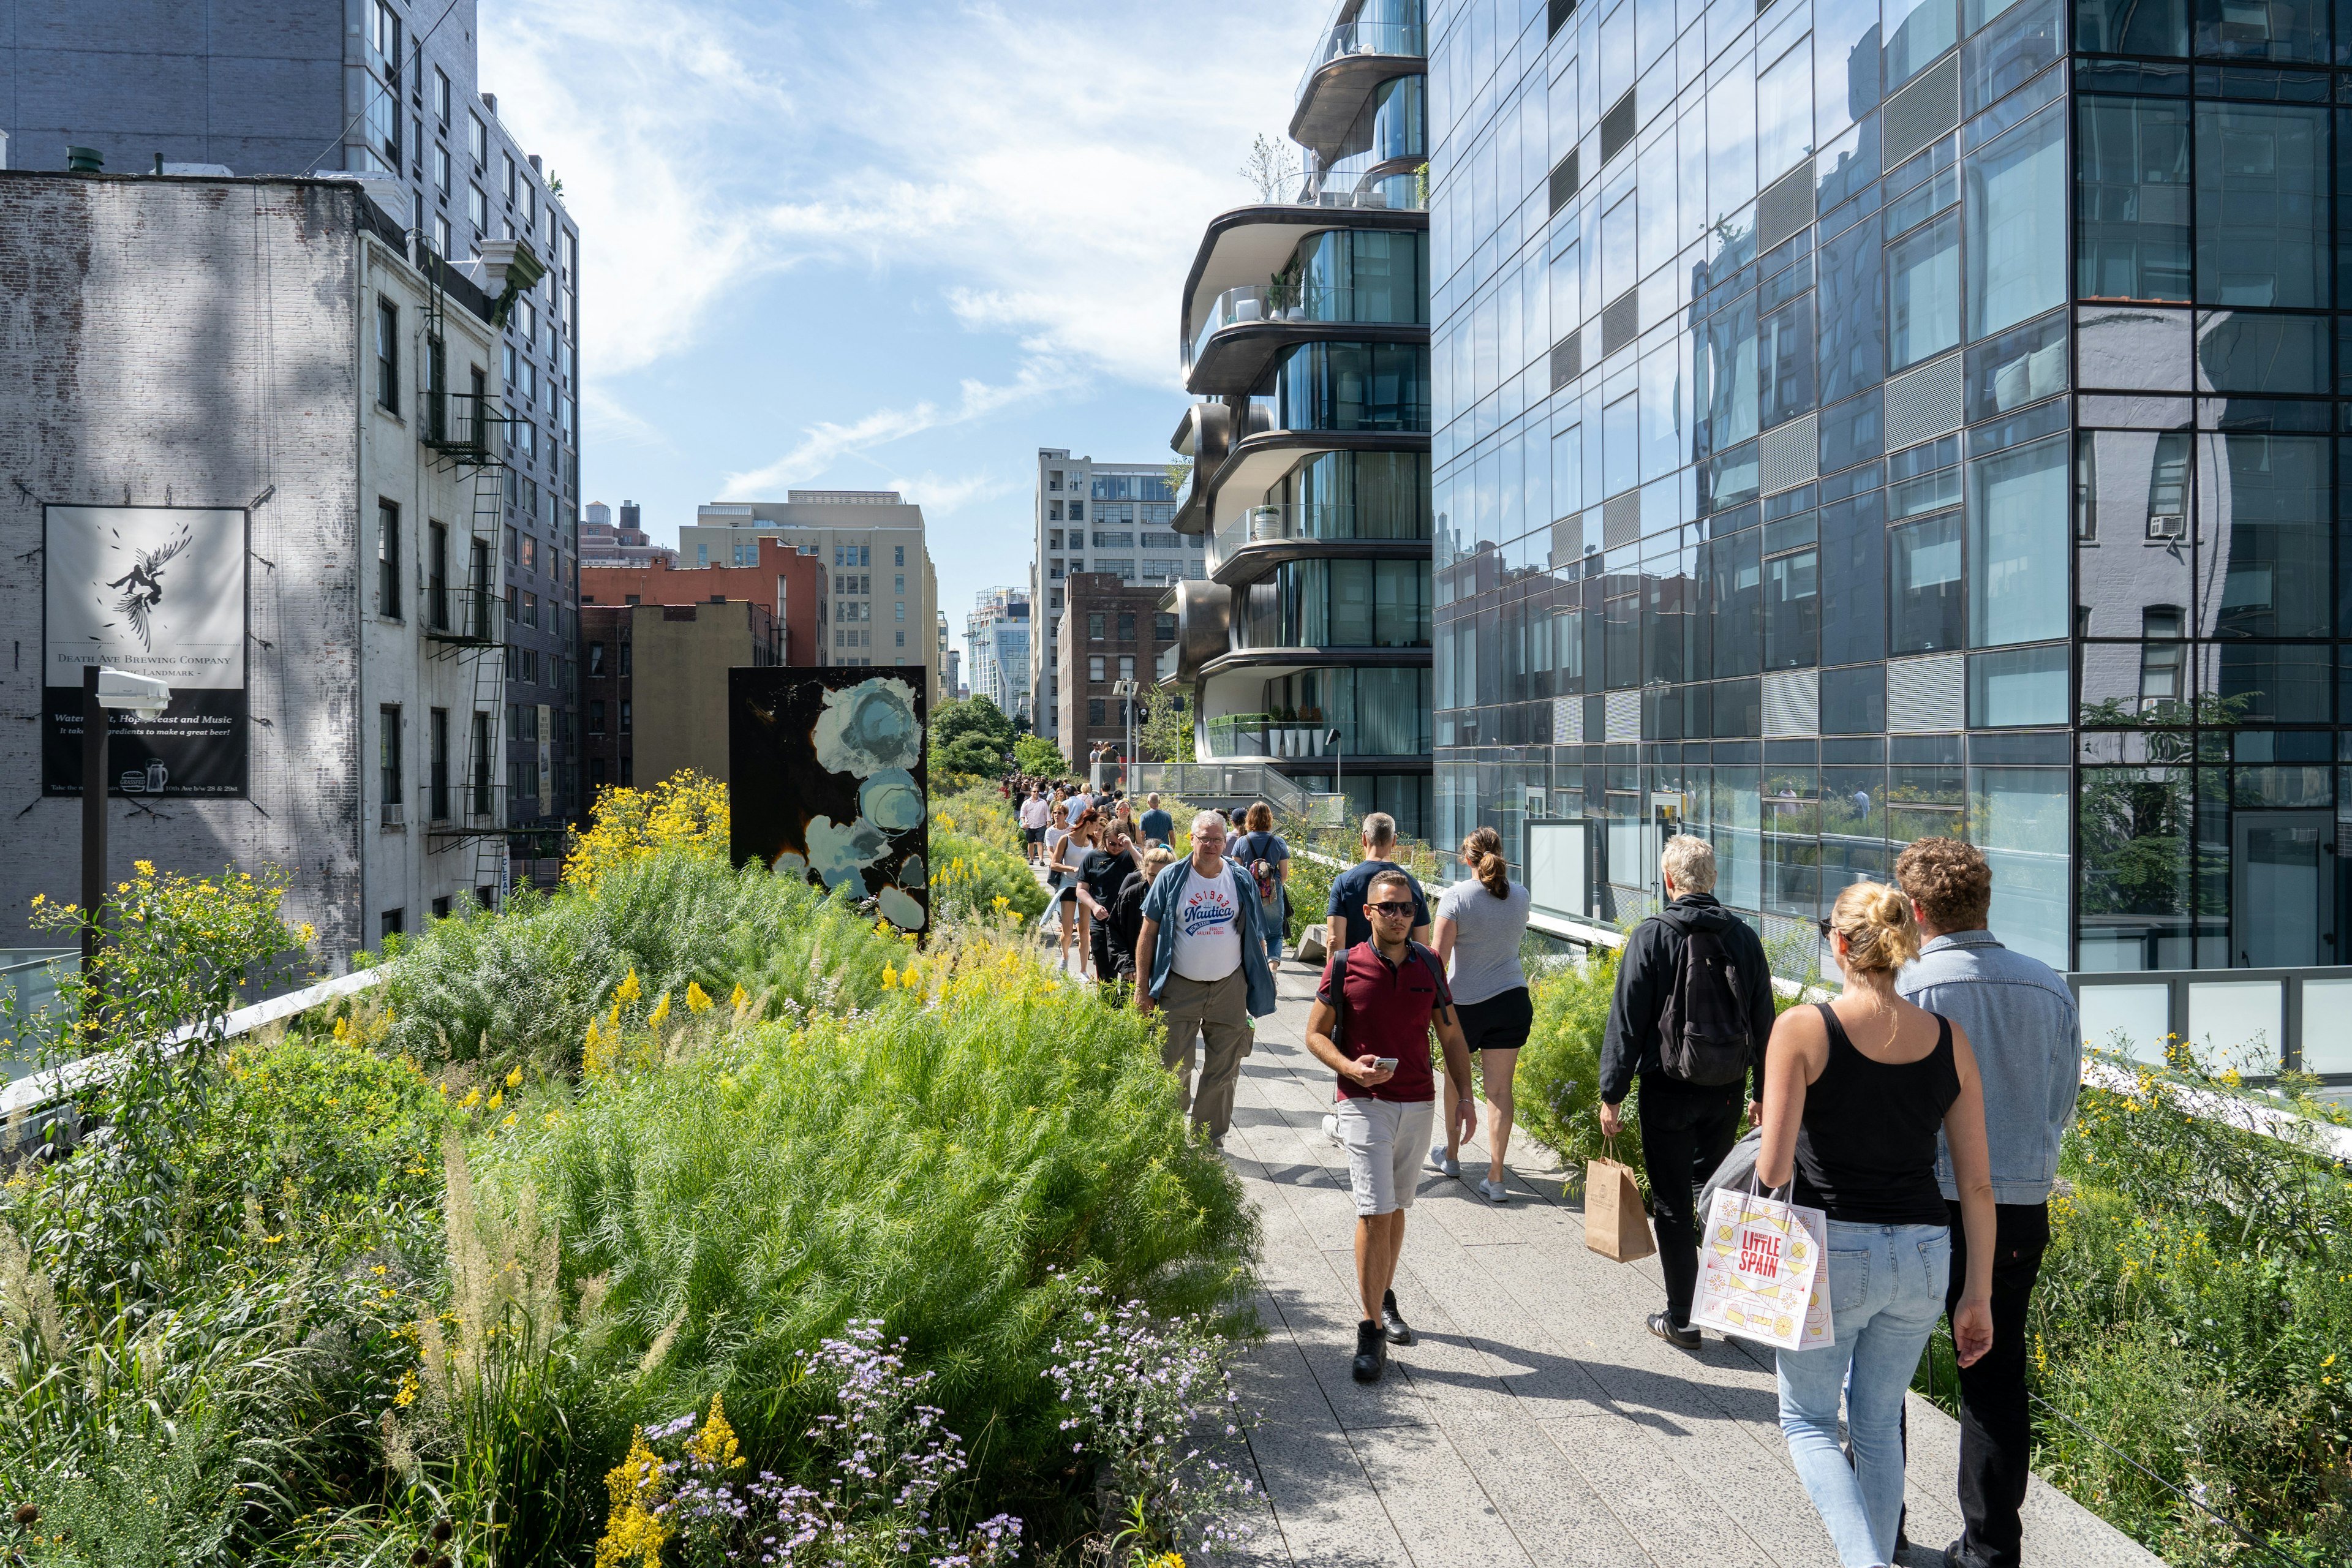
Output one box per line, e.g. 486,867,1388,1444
1635,1072,1744,1327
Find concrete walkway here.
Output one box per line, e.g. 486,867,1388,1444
1208,959,2165,1568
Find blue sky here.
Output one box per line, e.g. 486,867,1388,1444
480,0,1327,633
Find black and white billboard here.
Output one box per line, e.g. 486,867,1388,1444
43,505,249,797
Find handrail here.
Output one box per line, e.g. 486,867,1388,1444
1,967,385,1126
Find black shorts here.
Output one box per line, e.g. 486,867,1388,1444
1024,826,1045,843
1453,986,1532,1052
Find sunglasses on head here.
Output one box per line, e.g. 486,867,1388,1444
1368,900,1416,917
1815,916,1833,937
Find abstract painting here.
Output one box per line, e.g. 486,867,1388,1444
728,666,929,930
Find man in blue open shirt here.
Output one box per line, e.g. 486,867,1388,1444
1895,838,2081,1568
1135,810,1276,1144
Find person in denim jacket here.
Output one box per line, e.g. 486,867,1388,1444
1895,839,2081,1568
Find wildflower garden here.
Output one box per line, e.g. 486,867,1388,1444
0,778,1253,1567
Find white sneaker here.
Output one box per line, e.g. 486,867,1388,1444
1321,1113,1342,1147
1478,1177,1508,1203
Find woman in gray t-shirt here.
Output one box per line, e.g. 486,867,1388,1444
1430,826,1533,1202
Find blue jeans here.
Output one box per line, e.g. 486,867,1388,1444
1776,1221,1952,1567
1264,924,1283,967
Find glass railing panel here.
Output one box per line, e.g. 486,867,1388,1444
1295,19,1428,106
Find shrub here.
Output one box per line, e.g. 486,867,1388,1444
564,771,729,890
1512,951,1634,1180
1012,735,1064,778
476,923,1257,1532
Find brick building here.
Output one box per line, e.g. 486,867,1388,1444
579,600,780,795
579,539,827,668
1055,573,1178,767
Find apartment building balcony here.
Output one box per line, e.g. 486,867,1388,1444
1210,502,1431,584
1292,13,1426,158
1179,205,1427,407
1186,288,1427,397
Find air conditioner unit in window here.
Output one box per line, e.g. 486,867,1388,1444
383,801,407,827
2146,511,2187,541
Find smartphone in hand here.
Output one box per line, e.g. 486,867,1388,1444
1373,1057,1398,1072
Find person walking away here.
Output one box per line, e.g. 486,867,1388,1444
1325,812,1430,950
1107,846,1176,985
1597,834,1776,1348
1894,839,2079,1568
1306,869,1478,1383
1045,807,1093,976
1139,791,1173,847
1758,882,1997,1568
1019,786,1051,864
1073,824,1139,984
1134,810,1277,1145
1234,801,1293,972
1430,826,1532,1201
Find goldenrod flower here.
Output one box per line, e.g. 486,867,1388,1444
647,992,671,1028
504,1065,524,1088
685,981,713,1013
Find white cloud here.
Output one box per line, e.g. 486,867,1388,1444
715,361,1063,498
482,0,1324,386
881,470,1016,518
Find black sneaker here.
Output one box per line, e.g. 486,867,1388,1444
1380,1289,1415,1346
1351,1319,1387,1383
1646,1311,1702,1350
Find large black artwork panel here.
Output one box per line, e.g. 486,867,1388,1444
728,666,929,930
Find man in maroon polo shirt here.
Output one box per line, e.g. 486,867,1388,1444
1306,868,1477,1384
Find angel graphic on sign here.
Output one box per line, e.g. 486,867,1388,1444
103,522,192,652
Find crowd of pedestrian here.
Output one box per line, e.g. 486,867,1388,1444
1004,766,2072,1568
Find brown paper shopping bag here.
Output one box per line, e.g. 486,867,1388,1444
1583,1145,1657,1263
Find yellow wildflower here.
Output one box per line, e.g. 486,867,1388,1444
594,1430,672,1568
882,964,897,990
505,1065,524,1088
647,992,671,1028
729,982,748,1011
394,1369,420,1406
616,968,642,1007
687,1393,744,1472
685,981,713,1013
458,1087,482,1110
487,1090,503,1110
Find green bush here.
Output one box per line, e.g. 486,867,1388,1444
478,924,1256,1537
932,826,1048,924
1513,951,1635,1180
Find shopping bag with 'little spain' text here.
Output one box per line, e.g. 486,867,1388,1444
1691,1182,1825,1351
1582,1152,1657,1263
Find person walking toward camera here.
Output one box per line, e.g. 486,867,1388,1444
1894,839,2079,1568
1306,868,1477,1384
1019,785,1050,864
1134,810,1277,1145
1430,827,1532,1202
1597,835,1776,1348
1759,883,1999,1568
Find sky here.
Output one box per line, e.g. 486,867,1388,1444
478,0,1330,650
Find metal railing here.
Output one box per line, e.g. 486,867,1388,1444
418,390,508,466
1185,284,1423,367
1292,165,1426,209
1208,503,1429,569
2071,965,2352,1083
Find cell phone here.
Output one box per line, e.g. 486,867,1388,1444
1373,1057,1399,1072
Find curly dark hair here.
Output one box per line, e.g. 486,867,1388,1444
1894,837,1991,933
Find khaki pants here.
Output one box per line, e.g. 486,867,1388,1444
1159,968,1250,1138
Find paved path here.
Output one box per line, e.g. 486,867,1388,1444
1205,959,2165,1568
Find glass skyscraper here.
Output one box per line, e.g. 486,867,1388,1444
1428,0,2352,1058
1164,0,1437,835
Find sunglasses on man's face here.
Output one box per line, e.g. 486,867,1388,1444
1368,900,1417,918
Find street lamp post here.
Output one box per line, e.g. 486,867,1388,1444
1113,678,1139,794
1325,728,1344,824
81,666,172,979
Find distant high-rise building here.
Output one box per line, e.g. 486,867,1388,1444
965,586,1032,720
679,492,944,707
581,499,675,567
1030,450,1204,743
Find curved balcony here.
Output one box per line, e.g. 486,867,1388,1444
1292,19,1427,159
1185,285,1429,397
1210,502,1433,583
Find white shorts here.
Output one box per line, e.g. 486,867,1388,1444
1334,1096,1435,1217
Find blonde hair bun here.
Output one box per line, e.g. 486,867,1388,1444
1828,881,1921,973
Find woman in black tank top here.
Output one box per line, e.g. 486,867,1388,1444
1755,882,1999,1568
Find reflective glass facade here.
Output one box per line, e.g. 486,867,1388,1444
1428,0,2352,976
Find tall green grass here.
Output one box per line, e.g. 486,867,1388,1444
473,925,1255,1534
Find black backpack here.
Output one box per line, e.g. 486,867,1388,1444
1656,922,1754,1087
